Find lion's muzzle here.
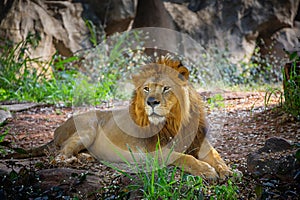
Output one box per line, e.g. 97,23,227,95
146,96,160,108
145,96,166,125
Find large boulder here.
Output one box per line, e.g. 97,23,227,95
0,0,90,59
247,137,300,182
0,0,137,60
266,21,300,59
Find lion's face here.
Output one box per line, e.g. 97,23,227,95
131,62,191,126
141,78,179,125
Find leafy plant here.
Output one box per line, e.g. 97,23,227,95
213,179,239,200
85,19,100,47
263,44,300,119
190,41,286,88
282,62,300,118
207,94,225,109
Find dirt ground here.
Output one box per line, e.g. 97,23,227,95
0,91,299,199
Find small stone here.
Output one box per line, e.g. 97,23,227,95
0,109,12,124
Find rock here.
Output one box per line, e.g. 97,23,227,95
267,21,300,60
0,0,91,59
35,168,102,199
0,0,138,60
1,0,299,64
247,137,299,182
0,167,105,199
0,109,12,124
132,0,176,56
164,0,300,63
133,0,174,29
258,137,292,153
82,0,137,35
0,103,40,112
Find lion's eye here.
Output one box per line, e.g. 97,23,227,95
163,86,171,93
143,86,150,93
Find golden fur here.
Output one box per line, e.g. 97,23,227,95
51,57,231,179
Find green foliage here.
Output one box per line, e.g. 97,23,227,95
0,129,9,154
264,87,283,108
74,31,148,105
0,35,79,105
212,179,239,200
85,19,99,47
265,52,300,119
190,44,285,88
0,30,147,106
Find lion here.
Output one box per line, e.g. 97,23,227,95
5,57,232,179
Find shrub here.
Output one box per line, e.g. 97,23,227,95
282,52,300,118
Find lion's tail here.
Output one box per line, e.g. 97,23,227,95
2,140,54,159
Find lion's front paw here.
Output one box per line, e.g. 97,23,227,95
217,165,232,179
201,166,219,180
192,162,219,180
50,154,79,165
215,162,245,180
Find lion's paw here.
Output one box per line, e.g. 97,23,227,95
215,164,232,179
192,163,219,180
201,167,219,180
50,154,79,165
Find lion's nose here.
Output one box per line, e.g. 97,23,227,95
147,97,160,108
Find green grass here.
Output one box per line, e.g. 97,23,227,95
0,35,78,105
282,61,300,118
102,142,241,199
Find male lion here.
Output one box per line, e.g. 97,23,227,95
52,57,232,179
6,57,232,179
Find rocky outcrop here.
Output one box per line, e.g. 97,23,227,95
164,0,300,63
132,0,177,56
267,21,300,59
247,137,300,182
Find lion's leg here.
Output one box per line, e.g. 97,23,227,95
170,152,219,179
60,132,85,157
53,132,86,163
197,138,232,179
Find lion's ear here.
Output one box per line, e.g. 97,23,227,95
177,66,189,81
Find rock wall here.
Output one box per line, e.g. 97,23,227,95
0,0,299,63
164,0,300,62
